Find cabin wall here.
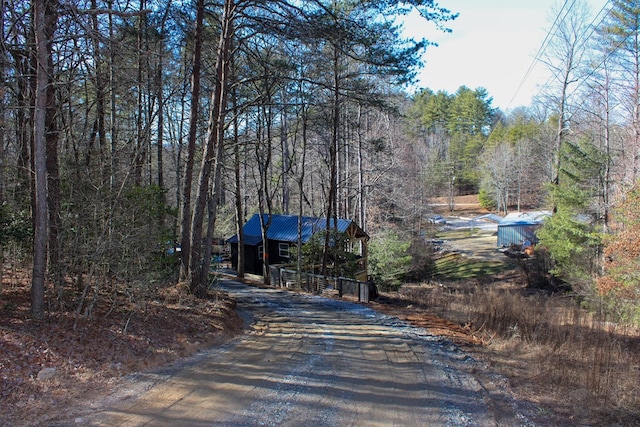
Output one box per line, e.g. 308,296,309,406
232,240,293,275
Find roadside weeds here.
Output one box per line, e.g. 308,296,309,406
383,277,640,426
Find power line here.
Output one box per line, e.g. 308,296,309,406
563,6,631,104
506,0,614,111
536,0,612,99
506,0,578,109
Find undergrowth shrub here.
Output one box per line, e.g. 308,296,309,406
369,231,412,291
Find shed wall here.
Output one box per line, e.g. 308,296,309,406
497,224,541,248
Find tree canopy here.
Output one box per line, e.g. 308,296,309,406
3,0,640,322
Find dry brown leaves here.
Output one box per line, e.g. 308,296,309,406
0,273,242,427
369,294,483,347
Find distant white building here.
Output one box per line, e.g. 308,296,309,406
474,213,503,224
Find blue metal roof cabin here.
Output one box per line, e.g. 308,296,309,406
227,213,369,278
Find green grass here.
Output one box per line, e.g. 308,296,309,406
432,253,513,280
434,229,494,249
435,228,481,239
429,226,515,280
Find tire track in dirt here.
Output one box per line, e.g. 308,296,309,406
71,280,536,427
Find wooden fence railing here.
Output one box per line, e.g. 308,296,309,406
268,265,373,303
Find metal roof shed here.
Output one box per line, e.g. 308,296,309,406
497,211,550,248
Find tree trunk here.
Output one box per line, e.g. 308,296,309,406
157,62,164,188
356,105,365,230
323,46,340,276
255,111,273,284
296,106,309,285
281,106,290,215
188,0,234,296
40,0,59,310
232,88,245,278
260,221,270,284
598,59,613,276
108,0,118,196
133,0,147,186
156,12,167,190
179,0,204,280
0,0,4,294
633,26,640,183
200,92,229,289
45,48,61,309
89,0,107,179
155,4,171,223
234,147,245,278
356,104,368,266
32,0,56,319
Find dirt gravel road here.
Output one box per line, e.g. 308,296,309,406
71,280,536,426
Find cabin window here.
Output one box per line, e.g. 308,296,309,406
258,245,264,260
279,243,290,258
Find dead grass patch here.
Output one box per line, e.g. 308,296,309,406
394,274,640,425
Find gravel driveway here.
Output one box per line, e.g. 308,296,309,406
76,280,535,426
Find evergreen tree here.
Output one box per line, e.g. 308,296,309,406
537,138,606,291
408,85,495,197
597,0,640,183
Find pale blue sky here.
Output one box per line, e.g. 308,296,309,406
404,0,610,111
